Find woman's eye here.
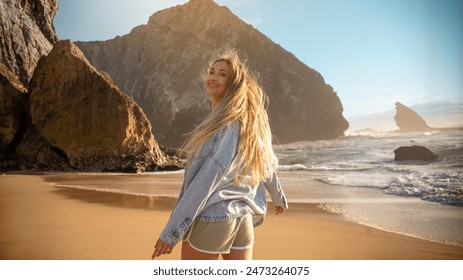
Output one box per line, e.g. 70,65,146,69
220,72,227,77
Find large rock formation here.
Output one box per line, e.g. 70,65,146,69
394,102,432,132
28,40,168,172
77,0,349,147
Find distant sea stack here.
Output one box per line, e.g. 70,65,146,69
394,102,432,132
76,0,349,147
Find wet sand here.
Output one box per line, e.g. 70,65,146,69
0,174,462,260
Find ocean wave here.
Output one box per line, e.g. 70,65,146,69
309,165,375,172
317,168,463,206
316,176,389,189
49,183,179,199
385,172,463,206
278,164,375,172
384,166,416,174
317,203,345,215
277,164,309,171
51,183,141,196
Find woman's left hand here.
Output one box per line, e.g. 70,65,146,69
275,206,285,215
151,239,174,259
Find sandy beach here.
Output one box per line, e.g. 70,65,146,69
0,173,462,260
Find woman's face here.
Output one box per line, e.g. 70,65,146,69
205,60,230,102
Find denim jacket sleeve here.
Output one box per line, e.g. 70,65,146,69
262,172,288,209
159,122,239,246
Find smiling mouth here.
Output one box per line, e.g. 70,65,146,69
207,82,219,87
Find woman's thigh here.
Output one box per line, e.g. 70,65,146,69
181,241,220,260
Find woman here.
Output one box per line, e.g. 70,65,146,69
151,50,288,260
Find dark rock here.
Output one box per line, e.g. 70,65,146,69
394,145,438,162
0,65,28,161
76,0,349,147
15,125,72,171
28,40,169,172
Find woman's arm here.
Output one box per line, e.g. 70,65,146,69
263,172,288,211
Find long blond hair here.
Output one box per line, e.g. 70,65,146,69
180,50,278,186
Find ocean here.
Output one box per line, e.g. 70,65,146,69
274,129,463,246
275,130,462,207
48,130,463,247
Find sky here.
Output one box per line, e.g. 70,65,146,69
55,0,463,127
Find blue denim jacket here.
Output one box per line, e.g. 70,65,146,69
159,121,288,246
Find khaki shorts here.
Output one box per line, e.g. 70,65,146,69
183,214,254,254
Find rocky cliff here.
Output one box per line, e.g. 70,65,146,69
1,0,177,171
1,0,58,165
0,0,57,87
77,0,349,147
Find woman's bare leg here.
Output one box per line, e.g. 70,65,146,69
222,247,253,260
181,241,220,260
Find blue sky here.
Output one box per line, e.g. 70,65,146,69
55,0,463,125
